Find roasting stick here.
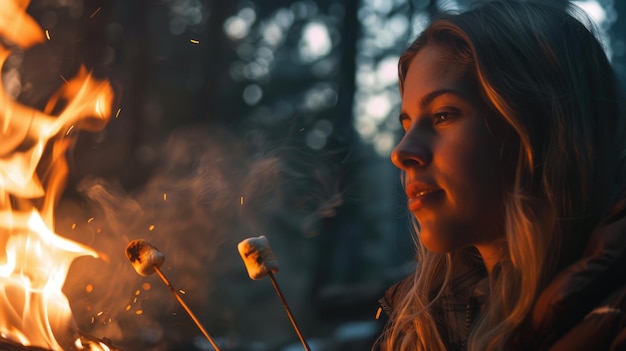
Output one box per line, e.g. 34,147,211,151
267,271,311,351
152,265,221,351
126,239,222,351
238,236,311,351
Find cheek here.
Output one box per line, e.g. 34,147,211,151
465,143,509,233
442,131,505,194
464,124,508,186
444,129,509,228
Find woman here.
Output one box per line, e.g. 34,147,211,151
377,1,626,350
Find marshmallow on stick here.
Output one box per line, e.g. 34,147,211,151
237,235,280,280
125,239,222,351
237,235,311,351
125,239,165,276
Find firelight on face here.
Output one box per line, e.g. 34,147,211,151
391,44,511,263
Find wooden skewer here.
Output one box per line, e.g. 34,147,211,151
267,271,311,351
153,265,222,351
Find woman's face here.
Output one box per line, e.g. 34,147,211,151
392,43,511,257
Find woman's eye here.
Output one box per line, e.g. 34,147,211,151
433,112,450,125
431,107,461,125
399,115,411,132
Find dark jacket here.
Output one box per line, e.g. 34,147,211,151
377,193,626,350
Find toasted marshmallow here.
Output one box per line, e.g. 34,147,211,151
126,239,165,276
237,235,280,280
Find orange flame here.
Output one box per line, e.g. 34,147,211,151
0,0,115,349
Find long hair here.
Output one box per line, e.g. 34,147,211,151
384,1,626,350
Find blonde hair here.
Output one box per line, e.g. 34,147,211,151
383,1,626,350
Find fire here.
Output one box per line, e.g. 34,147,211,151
0,0,115,349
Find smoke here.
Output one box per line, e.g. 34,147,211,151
58,125,342,349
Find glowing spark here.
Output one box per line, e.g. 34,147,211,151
90,7,102,18
179,289,186,295
60,74,68,83
91,317,95,323
45,29,50,40
163,193,167,201
71,223,77,229
125,305,131,311
135,289,141,296
240,196,244,205
97,311,103,316
190,39,200,44
115,108,121,118
95,97,103,117
148,224,155,231
65,125,75,136
87,217,95,223
375,307,382,319
136,310,143,315
85,284,93,293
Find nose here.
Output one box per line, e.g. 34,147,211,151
391,132,433,170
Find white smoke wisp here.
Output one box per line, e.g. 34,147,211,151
58,126,342,349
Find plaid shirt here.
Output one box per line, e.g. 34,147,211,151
378,264,488,351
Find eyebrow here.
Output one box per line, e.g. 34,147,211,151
418,89,466,107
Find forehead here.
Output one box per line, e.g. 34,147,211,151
402,44,475,102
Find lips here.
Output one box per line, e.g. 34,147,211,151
405,181,443,211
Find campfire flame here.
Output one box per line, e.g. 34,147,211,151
0,0,115,349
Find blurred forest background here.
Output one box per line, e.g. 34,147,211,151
12,0,626,350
